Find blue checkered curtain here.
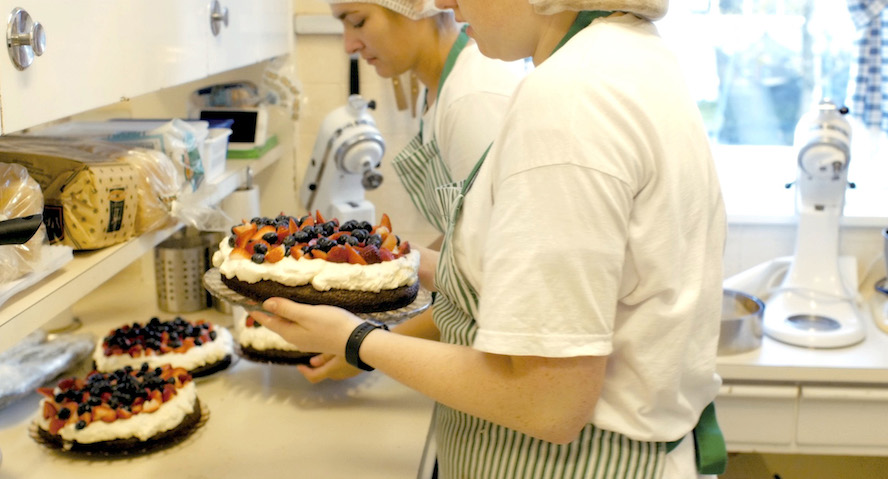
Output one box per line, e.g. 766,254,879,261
848,0,888,130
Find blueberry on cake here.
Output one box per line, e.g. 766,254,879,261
34,364,202,454
93,317,234,378
212,211,420,313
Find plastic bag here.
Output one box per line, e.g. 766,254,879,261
0,163,46,283
261,55,303,121
0,330,95,410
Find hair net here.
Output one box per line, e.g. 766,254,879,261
529,0,668,20
324,0,443,20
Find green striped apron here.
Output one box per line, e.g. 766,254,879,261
391,28,471,233
429,11,726,479
432,151,671,479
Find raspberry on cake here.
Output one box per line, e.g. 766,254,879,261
33,364,202,454
212,211,421,313
93,317,234,378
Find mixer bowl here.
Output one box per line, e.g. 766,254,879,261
719,289,765,355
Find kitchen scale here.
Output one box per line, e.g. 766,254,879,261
760,100,867,349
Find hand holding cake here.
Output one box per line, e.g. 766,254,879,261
249,299,365,360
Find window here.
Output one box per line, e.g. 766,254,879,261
657,0,856,147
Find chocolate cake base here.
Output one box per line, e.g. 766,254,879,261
237,345,318,365
93,354,232,379
190,354,233,378
35,399,204,455
221,275,420,313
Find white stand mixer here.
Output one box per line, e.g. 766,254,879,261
762,100,866,348
300,94,384,224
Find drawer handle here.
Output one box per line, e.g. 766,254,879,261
6,8,45,71
210,0,230,36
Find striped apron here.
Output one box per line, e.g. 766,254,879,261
428,11,726,478
432,148,671,479
392,28,471,234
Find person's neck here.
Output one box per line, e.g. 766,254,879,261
532,11,581,65
413,22,460,110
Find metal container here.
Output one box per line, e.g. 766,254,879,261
154,235,210,313
719,289,765,355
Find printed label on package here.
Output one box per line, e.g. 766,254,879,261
107,188,126,233
43,205,65,244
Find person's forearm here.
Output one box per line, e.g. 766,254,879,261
391,308,439,341
358,330,606,444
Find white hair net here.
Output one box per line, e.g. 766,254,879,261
529,0,669,20
324,0,444,20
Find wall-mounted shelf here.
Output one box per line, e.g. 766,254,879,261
0,146,281,352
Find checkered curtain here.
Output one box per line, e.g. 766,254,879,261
847,0,888,131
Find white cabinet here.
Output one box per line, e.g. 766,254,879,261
0,0,290,134
797,386,888,448
207,0,291,73
0,1,292,351
716,384,798,446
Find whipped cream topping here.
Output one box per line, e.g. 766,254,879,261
232,306,300,351
212,238,420,292
93,327,234,372
36,382,197,444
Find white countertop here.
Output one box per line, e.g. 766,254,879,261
718,265,888,384
0,259,435,479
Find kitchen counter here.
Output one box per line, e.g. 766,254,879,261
715,266,888,455
717,291,888,384
0,258,435,479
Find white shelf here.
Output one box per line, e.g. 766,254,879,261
0,147,282,352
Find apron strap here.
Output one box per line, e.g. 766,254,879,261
552,10,613,54
664,401,728,475
693,401,728,475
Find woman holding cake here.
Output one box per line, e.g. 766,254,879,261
294,0,527,380
252,0,727,478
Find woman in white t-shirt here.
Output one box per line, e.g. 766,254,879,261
255,1,728,478
297,0,526,380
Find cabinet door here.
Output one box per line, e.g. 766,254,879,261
0,1,208,134
206,0,291,75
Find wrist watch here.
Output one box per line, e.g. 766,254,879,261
345,320,389,371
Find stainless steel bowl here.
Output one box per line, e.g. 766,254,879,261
719,289,764,355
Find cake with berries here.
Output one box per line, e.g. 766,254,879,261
93,317,234,378
33,364,202,454
212,211,420,313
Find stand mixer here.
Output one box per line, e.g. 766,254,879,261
300,94,384,224
762,99,867,348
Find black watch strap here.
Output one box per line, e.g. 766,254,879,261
345,321,388,371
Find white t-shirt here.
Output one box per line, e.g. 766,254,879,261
421,41,529,182
453,13,726,442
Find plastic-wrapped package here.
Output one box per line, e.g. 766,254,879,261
0,137,140,250
34,119,207,192
73,140,183,235
0,330,95,410
0,163,46,283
